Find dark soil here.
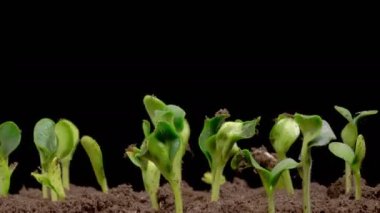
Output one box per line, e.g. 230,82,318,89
1,178,379,212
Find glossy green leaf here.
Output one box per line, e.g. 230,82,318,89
328,142,355,164
55,120,75,159
294,113,323,144
309,120,336,148
33,118,57,161
0,121,22,158
334,105,353,122
341,122,358,148
353,110,378,124
143,95,166,126
80,136,108,193
270,117,300,154
270,158,299,186
353,135,366,168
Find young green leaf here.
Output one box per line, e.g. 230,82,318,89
334,105,353,122
309,120,336,148
143,95,167,126
328,142,355,164
353,110,378,124
0,121,22,158
80,135,108,193
341,122,358,148
55,120,75,159
294,114,323,144
353,135,366,169
270,116,300,155
33,118,58,167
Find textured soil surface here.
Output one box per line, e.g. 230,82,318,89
1,178,379,212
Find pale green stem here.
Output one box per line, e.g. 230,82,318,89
62,160,70,190
345,163,352,194
0,159,10,197
267,189,275,213
42,185,48,199
211,164,225,201
51,189,58,201
277,153,294,195
301,144,312,213
353,170,361,200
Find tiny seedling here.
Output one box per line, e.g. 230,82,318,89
231,149,299,213
0,121,21,197
32,118,75,201
134,95,190,213
80,135,108,193
294,113,336,213
334,105,377,194
126,120,160,210
269,113,300,194
199,109,260,201
329,135,366,200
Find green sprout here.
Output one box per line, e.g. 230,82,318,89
294,113,336,213
269,113,300,194
329,135,366,200
199,109,260,201
0,121,21,197
80,135,108,193
32,118,75,201
231,149,299,213
132,95,190,213
126,120,161,210
334,105,377,194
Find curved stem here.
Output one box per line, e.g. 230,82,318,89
169,179,183,213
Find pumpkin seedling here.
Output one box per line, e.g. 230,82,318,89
80,135,108,193
198,109,260,201
294,113,336,213
269,113,300,194
231,149,299,213
134,95,190,213
0,121,22,197
334,105,377,194
126,120,161,210
329,135,366,200
32,118,75,201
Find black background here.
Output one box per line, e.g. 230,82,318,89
12,48,380,194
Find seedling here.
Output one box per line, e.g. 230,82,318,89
199,109,260,201
0,121,21,197
32,118,75,201
80,135,108,193
334,105,377,194
294,113,336,213
133,95,190,213
269,113,300,194
126,120,160,210
329,135,366,200
231,149,299,213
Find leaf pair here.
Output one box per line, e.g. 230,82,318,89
329,135,366,172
